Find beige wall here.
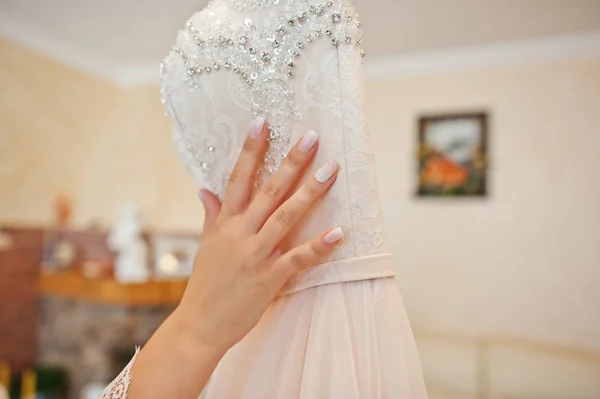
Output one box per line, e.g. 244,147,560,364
2,38,600,397
0,39,203,230
366,57,600,396
367,57,600,350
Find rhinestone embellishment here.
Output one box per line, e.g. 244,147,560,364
296,11,307,21
161,0,364,184
225,0,280,11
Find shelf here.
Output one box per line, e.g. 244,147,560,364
38,271,187,306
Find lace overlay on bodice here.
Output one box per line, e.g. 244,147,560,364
160,0,394,294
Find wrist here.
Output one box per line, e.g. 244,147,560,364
129,307,225,397
168,306,228,360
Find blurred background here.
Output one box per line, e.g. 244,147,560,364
1,0,599,398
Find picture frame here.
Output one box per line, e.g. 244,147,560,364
416,112,488,197
150,233,199,279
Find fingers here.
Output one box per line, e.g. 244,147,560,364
221,116,269,217
255,160,339,255
270,227,344,285
245,130,320,232
198,189,222,235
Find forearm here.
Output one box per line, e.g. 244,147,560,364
125,309,224,399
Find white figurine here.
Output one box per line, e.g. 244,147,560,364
108,204,149,283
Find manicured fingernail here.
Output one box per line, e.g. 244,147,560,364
298,130,319,152
314,161,338,183
249,116,265,139
324,227,344,244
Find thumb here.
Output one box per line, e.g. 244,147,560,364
198,189,222,234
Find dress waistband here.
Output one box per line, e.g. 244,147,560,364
278,253,396,296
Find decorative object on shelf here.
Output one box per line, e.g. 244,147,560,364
151,234,199,279
53,241,76,268
108,204,149,283
54,194,72,227
40,194,78,272
41,232,76,272
417,112,488,197
80,260,113,279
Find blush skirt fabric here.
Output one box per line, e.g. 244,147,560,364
200,277,428,398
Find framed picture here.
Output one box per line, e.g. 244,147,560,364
417,112,488,197
151,234,199,278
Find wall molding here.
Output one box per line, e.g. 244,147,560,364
0,14,122,85
1,12,600,86
363,31,600,80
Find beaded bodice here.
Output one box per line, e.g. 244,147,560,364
160,0,395,293
161,0,364,189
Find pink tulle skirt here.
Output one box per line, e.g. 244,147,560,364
201,277,428,398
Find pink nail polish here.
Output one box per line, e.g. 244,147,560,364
298,130,319,152
324,227,344,244
314,161,338,183
249,116,265,139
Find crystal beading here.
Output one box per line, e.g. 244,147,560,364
160,0,364,189
226,0,281,11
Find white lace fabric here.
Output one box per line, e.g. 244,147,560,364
98,348,139,399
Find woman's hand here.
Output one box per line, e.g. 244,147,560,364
126,118,341,398
121,119,342,399
173,117,342,354
126,117,342,399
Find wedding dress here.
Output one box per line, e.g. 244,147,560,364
101,0,427,397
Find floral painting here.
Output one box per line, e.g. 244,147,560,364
417,113,488,197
